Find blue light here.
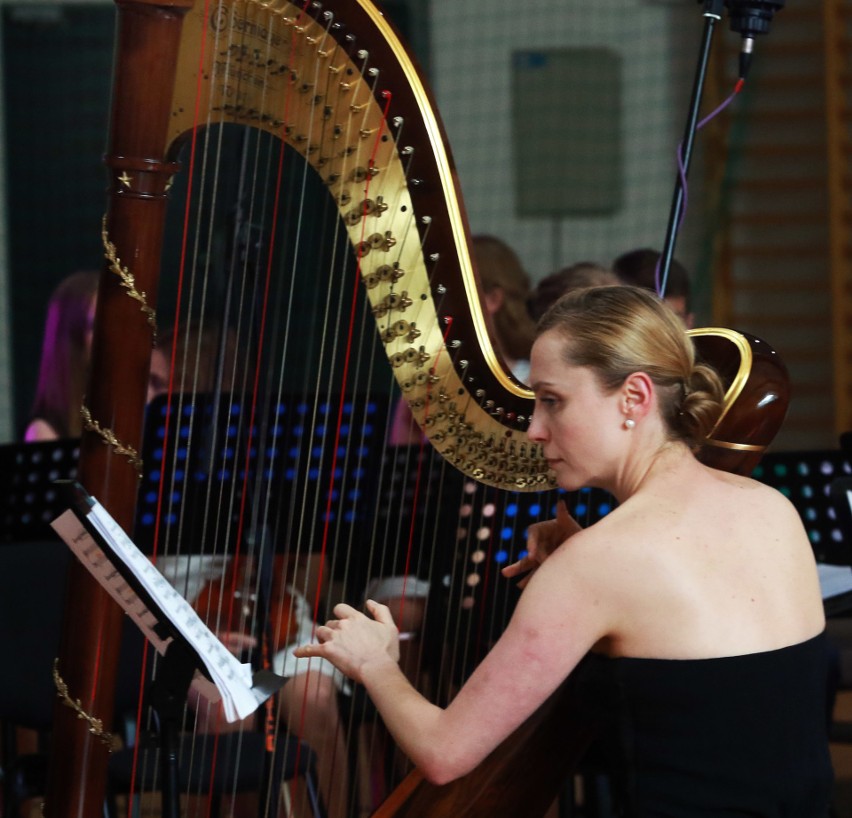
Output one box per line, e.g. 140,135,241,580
505,503,518,517
176,448,187,461
141,513,154,525
494,550,509,564
344,510,355,522
309,468,320,480
598,503,612,516
145,491,157,503
286,468,296,480
528,504,541,516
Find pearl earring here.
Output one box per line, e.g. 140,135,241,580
623,418,635,430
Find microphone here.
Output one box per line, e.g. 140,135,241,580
723,0,785,79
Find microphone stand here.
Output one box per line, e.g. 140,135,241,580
658,0,725,295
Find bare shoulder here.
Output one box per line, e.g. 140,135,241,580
707,467,803,520
24,419,59,442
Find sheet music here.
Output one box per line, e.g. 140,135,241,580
51,498,283,722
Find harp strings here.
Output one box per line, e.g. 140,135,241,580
121,0,551,812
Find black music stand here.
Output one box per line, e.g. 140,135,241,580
0,438,81,543
53,480,287,818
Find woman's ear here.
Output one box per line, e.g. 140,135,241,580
621,372,654,420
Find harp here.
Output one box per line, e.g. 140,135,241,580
43,1,790,816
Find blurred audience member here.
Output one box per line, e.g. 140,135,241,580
471,234,537,383
147,321,237,403
612,247,694,328
24,270,100,441
529,261,619,322
389,234,536,446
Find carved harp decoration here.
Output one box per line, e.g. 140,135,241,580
165,0,553,491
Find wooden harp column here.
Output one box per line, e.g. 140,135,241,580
45,1,191,814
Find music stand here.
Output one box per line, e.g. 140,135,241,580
0,438,80,543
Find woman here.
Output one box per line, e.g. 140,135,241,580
24,269,99,441
296,285,832,815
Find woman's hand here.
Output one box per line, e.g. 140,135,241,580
293,600,400,684
502,501,582,588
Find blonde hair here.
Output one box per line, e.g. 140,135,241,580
537,285,723,448
472,235,536,362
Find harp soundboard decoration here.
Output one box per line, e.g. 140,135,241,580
43,1,790,816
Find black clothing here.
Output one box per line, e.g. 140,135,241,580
575,631,833,817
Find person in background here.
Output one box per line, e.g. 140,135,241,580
296,285,832,816
612,247,694,328
24,269,99,441
528,261,619,322
470,234,537,383
389,234,536,445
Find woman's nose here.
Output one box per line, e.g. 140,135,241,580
527,413,545,442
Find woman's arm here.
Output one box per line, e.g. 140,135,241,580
295,535,609,784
